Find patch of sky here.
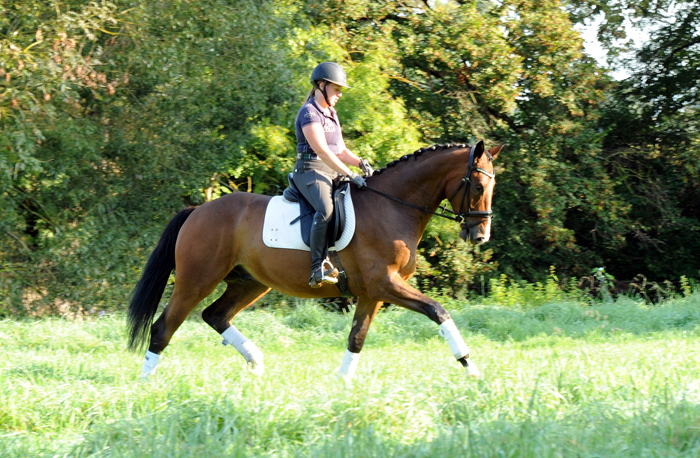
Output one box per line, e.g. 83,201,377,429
575,1,686,81
575,14,651,80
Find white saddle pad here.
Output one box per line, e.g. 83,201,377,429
262,189,356,252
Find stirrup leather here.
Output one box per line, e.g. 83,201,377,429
309,259,339,288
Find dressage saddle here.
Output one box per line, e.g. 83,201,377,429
282,173,348,248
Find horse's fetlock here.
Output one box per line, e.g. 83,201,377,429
437,309,451,323
348,334,366,353
426,304,450,324
148,319,171,353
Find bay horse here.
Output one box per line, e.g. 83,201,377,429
127,141,503,378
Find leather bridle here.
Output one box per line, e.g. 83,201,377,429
362,144,495,230
443,144,495,230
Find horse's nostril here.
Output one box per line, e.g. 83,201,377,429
474,236,485,244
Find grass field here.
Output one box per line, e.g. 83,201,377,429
2,294,700,457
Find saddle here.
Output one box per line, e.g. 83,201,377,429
282,173,348,248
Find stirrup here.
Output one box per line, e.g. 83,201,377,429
309,262,339,288
322,258,339,279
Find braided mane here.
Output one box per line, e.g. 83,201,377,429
372,143,470,175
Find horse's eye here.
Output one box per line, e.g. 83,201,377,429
475,184,484,193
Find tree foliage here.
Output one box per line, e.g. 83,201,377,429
597,1,700,279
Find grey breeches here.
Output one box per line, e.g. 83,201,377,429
293,160,337,225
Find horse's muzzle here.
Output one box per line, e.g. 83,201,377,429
461,234,484,245
460,224,490,245
459,228,482,244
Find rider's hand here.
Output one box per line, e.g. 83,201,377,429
359,158,374,177
349,172,367,188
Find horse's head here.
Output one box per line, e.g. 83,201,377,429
445,141,504,245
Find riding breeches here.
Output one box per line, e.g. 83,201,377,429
293,159,337,270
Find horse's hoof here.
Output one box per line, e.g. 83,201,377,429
465,358,481,378
248,361,264,377
139,369,156,380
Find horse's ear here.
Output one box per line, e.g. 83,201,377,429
473,140,485,160
488,143,505,159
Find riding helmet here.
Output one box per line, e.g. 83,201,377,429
310,62,351,88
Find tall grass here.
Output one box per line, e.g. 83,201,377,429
1,292,700,456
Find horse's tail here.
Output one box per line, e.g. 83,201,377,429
126,207,196,352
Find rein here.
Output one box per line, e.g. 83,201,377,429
363,145,495,230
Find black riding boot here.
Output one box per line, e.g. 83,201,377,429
309,216,339,288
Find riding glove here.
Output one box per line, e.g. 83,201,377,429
359,158,374,177
349,172,367,188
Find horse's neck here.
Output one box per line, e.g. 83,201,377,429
374,153,454,213
369,151,461,243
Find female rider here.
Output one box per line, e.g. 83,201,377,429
293,62,373,288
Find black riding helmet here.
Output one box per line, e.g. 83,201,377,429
310,62,350,106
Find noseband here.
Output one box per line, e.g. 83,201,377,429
362,144,496,230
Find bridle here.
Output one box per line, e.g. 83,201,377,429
362,144,495,231
443,144,495,230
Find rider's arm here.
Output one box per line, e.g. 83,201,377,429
336,136,361,168
302,123,353,176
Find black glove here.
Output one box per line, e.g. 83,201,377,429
349,172,367,188
359,158,374,177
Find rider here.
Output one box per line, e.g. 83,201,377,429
294,62,374,288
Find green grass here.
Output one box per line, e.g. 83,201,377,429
2,294,700,457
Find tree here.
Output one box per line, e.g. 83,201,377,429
0,0,424,313
596,1,700,279
307,0,629,285
1,1,124,312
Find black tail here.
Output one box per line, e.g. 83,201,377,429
126,207,196,351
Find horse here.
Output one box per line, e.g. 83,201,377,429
127,141,503,378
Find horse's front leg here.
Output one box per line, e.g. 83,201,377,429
374,274,480,378
338,297,382,378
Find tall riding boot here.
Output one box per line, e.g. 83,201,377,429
309,216,339,288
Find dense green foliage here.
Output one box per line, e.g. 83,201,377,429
1,0,698,313
596,2,700,279
2,293,700,456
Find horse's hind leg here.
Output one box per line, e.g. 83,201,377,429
201,266,271,375
141,281,219,378
141,270,224,378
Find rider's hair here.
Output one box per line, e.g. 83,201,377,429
307,80,330,100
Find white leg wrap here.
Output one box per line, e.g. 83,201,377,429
222,326,264,376
337,350,361,378
439,319,470,360
141,350,161,379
